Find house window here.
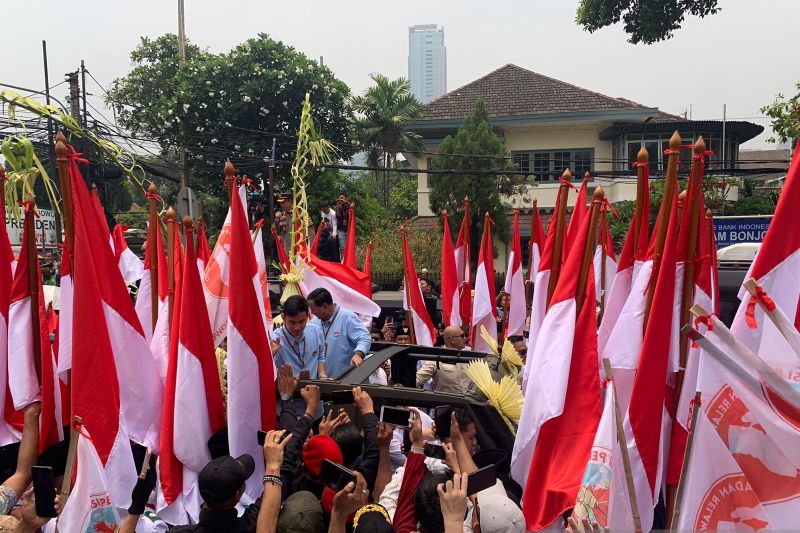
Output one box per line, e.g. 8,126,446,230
574,150,592,177
513,152,530,173
533,153,551,182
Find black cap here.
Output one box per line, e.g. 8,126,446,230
198,454,255,504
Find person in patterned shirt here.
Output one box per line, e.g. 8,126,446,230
0,401,41,515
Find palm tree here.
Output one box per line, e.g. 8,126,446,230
351,74,425,208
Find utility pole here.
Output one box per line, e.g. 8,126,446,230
177,0,189,188
80,60,88,130
265,137,277,267
65,71,80,123
42,41,55,167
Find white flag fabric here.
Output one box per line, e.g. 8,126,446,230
472,218,497,353
253,225,273,334
58,429,121,533
504,210,526,337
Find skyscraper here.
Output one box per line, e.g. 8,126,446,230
408,24,446,104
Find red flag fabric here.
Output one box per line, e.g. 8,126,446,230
401,229,436,347
112,224,144,284
455,203,472,329
158,222,227,523
343,204,357,269
272,224,291,276
310,220,324,256
227,183,276,500
253,224,274,334
440,212,460,328
299,253,381,318
363,240,375,284
512,195,602,530
0,192,18,445
593,207,617,306
621,187,680,531
527,201,546,285
565,177,588,247
196,222,211,274
8,205,63,453
504,210,525,337
472,215,497,352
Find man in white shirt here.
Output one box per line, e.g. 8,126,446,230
320,203,337,237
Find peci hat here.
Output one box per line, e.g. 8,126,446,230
198,454,255,504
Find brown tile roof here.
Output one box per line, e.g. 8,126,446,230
421,64,656,121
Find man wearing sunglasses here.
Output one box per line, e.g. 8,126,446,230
415,326,472,394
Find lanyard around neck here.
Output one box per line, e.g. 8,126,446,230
281,328,306,367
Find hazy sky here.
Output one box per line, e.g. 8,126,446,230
3,0,798,149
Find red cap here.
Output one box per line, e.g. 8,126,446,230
303,435,343,477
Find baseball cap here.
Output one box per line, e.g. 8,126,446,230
303,435,343,477
198,454,255,504
476,479,525,533
277,491,324,533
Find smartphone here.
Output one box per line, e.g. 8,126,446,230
32,465,57,517
423,443,447,461
258,430,288,446
466,464,497,496
319,459,356,491
379,406,411,428
330,389,354,405
434,406,453,439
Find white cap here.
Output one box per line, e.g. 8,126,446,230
477,480,525,533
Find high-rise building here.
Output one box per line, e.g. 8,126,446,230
408,24,446,104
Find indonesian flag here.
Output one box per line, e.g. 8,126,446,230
8,204,63,452
593,208,617,306
68,149,141,508
112,224,144,284
343,204,357,269
298,253,380,318
57,428,121,533
440,211,460,327
618,189,680,532
134,217,163,344
55,246,73,378
504,210,525,337
91,186,112,238
158,222,227,524
196,222,211,276
472,215,497,353
511,198,602,530
227,183,276,500
731,140,800,369
687,318,800,529
401,228,436,347
527,201,546,287
573,381,615,529
253,222,273,334
363,240,375,283
310,220,324,256
272,224,291,276
455,202,472,329
674,409,771,532
67,145,163,459
144,223,172,381
0,194,18,446
203,185,247,347
565,177,588,248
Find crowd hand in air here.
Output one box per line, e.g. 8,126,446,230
377,422,393,448
330,471,369,533
270,336,281,357
442,442,460,474
437,473,468,533
319,408,350,436
300,384,321,417
566,516,604,533
352,386,374,415
408,407,425,449
263,429,293,474
277,363,298,399
16,489,62,531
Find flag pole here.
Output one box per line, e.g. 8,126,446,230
60,415,83,503
54,133,75,271
632,147,648,255
598,204,608,322
742,278,800,361
399,225,416,344
166,207,176,329
525,198,538,309
644,131,682,326
602,358,642,533
461,196,471,333
575,187,603,315
546,169,571,308
677,189,687,229
147,183,160,332
23,197,43,382
668,391,702,531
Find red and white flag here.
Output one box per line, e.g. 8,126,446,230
112,224,144,284
454,202,472,329
503,210,525,337
363,240,375,282
472,215,497,353
298,254,380,318
732,140,800,369
227,183,276,500
511,196,602,530
150,218,184,381
401,228,436,347
527,201,546,288
565,177,588,248
7,204,63,452
593,206,617,306
67,145,163,458
203,185,247,347
158,222,227,524
0,193,18,446
253,222,273,334
196,222,212,277
134,217,164,344
617,190,680,532
57,428,121,533
55,245,73,378
440,211,460,328
343,204,357,269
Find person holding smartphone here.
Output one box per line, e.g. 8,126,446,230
0,402,40,516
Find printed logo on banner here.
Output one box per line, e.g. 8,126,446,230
574,445,611,527
81,491,118,533
706,385,800,506
693,473,768,531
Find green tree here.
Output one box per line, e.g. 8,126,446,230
576,0,721,44
429,99,521,260
761,82,800,146
351,74,424,207
106,33,355,232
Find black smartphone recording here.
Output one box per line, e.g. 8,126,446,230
379,405,411,428
466,464,497,496
423,443,447,461
434,405,453,439
330,389,354,405
319,459,356,491
32,465,57,517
